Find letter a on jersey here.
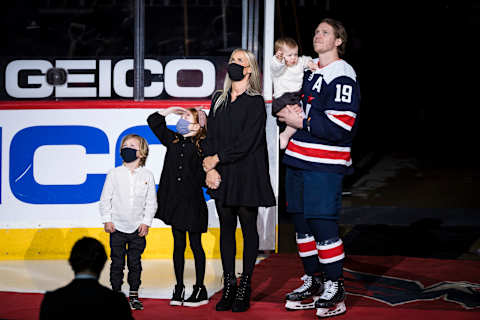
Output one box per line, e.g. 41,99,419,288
312,77,322,93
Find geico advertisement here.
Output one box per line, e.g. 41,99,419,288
0,108,217,229
1,58,219,99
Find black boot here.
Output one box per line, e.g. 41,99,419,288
232,274,251,312
215,273,237,311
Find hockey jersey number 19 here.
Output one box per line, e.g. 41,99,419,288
283,59,360,175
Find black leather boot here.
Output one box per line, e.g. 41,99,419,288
232,274,251,312
215,273,237,311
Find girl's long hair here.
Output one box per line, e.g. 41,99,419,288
173,108,207,156
213,48,262,114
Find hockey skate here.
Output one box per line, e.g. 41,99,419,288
315,279,346,318
285,274,323,310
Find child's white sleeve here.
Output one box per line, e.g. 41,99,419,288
99,170,114,223
270,55,286,78
142,171,158,226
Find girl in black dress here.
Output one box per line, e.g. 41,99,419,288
147,107,209,307
203,48,276,312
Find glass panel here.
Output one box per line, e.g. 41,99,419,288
0,0,248,100
1,0,134,59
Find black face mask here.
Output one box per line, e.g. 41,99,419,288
227,63,246,81
120,147,138,163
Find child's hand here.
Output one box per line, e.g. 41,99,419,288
275,50,284,62
307,60,318,71
138,224,149,237
104,222,115,233
161,107,186,116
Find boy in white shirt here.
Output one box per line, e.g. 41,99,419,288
99,133,157,311
271,37,317,149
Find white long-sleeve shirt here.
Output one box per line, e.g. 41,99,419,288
271,55,313,98
99,165,157,233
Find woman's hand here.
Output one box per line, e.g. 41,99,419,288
206,169,221,189
104,222,115,233
203,154,220,172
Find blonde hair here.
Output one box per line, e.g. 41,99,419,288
274,37,298,53
120,134,149,167
213,48,262,114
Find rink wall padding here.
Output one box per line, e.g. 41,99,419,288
0,99,280,260
0,227,244,260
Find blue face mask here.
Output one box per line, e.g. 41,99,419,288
176,118,191,135
120,147,138,163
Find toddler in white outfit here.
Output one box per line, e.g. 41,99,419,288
271,37,317,149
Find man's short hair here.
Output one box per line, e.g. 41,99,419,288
68,237,107,276
272,91,301,116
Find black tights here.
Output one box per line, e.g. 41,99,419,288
215,202,259,276
172,227,206,286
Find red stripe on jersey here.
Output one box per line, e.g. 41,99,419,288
332,114,355,127
287,142,351,162
318,243,344,260
298,241,317,253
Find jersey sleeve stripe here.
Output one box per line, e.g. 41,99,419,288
325,110,356,131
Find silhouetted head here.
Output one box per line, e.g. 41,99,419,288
68,237,107,277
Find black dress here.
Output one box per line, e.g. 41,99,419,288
205,91,276,207
147,112,208,233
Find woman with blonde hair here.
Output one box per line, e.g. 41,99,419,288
202,48,275,312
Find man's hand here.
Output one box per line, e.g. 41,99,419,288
203,154,219,172
104,222,115,233
277,104,305,129
206,169,221,189
138,224,149,237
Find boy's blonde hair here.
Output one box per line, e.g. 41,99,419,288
274,37,298,53
120,134,149,167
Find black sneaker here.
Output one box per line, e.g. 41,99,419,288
183,284,209,307
129,297,144,310
170,284,185,306
285,274,323,310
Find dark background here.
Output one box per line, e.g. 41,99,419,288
275,1,476,165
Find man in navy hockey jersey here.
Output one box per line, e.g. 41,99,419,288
277,18,360,318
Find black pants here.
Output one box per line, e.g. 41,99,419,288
215,202,259,276
109,230,146,292
172,227,206,286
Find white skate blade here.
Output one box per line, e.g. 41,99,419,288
316,301,346,318
285,298,316,310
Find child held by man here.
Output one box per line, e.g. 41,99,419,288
271,37,317,149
